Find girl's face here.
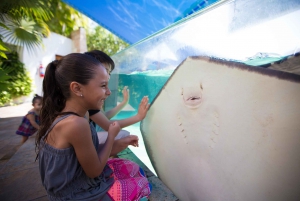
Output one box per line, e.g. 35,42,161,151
102,63,112,80
33,99,42,112
82,65,111,110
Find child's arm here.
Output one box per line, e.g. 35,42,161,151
105,86,129,119
27,113,40,129
90,96,150,131
67,117,120,178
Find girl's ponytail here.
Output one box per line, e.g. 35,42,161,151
36,60,65,151
35,53,102,156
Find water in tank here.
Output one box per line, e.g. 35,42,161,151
101,0,300,176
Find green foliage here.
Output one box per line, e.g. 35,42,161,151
0,0,53,22
1,0,126,57
0,23,10,59
46,0,89,37
0,0,51,55
0,51,32,106
0,39,9,59
87,26,129,56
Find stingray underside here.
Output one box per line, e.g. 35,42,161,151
141,56,300,201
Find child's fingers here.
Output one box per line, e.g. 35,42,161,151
141,96,148,104
127,135,139,147
129,135,139,141
132,141,138,147
143,101,150,109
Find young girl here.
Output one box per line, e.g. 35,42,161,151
85,50,149,148
16,94,42,143
36,53,151,201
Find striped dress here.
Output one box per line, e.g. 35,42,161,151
16,111,40,136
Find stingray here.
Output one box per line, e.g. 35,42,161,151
141,56,300,201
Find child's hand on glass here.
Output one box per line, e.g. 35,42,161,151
137,96,150,120
122,86,129,104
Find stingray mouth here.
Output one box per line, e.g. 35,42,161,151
182,85,203,108
183,95,202,108
187,96,201,101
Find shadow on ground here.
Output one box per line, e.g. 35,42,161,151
0,116,47,201
0,117,24,168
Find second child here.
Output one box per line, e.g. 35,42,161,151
16,94,42,143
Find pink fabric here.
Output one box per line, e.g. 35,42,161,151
106,158,151,201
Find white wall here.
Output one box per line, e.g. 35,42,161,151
20,32,73,96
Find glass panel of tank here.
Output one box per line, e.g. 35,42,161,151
104,0,300,172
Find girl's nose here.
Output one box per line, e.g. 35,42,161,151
106,88,111,95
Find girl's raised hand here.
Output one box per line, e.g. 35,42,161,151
137,96,150,120
122,86,129,103
108,121,121,138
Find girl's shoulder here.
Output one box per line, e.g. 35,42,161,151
27,109,36,115
60,114,86,124
27,109,40,116
53,115,91,145
55,115,90,135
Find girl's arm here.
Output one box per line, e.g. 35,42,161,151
27,113,40,129
66,117,120,178
105,86,129,119
90,96,150,131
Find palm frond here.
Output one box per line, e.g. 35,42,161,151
0,22,9,31
34,19,51,37
0,17,45,54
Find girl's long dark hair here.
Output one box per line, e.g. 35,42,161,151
35,53,101,156
84,50,115,71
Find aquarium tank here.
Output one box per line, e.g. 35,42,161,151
100,0,300,173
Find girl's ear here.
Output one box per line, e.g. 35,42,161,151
70,82,83,97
